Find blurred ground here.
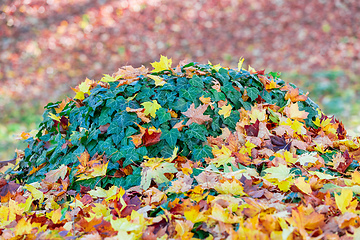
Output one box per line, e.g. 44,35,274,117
1,0,360,159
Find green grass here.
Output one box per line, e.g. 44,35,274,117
0,100,42,161
283,70,360,135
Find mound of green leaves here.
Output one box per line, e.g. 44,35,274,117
15,56,320,190
4,56,360,238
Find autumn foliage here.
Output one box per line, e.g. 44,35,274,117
2,56,360,239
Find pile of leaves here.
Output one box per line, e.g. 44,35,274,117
2,57,360,239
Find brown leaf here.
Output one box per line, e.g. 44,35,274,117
182,103,211,126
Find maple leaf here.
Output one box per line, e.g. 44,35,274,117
218,104,232,118
54,98,70,113
264,164,292,182
151,55,172,72
48,112,60,121
44,164,68,183
182,103,211,126
210,203,239,223
147,74,166,86
214,178,247,196
24,184,44,203
244,120,260,136
15,130,34,140
100,74,122,83
238,57,244,70
91,161,109,177
126,107,151,123
239,141,257,156
208,60,222,71
296,152,318,166
211,145,236,167
282,85,309,102
335,188,357,214
141,160,178,190
0,180,20,203
113,65,148,80
15,218,33,236
294,177,312,195
184,205,207,223
142,128,162,147
284,102,309,122
199,95,212,105
249,107,266,123
265,78,279,90
268,135,291,152
141,100,161,118
72,78,94,100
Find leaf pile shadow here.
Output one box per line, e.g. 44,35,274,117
1,57,360,239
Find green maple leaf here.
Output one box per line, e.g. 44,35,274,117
141,100,161,118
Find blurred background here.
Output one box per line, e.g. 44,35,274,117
1,0,360,160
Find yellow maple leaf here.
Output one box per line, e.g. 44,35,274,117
239,141,257,156
19,195,33,213
265,78,278,90
215,179,247,196
211,145,235,167
352,171,360,185
147,74,166,86
88,187,108,198
184,206,207,223
249,108,266,123
238,57,244,71
277,178,294,192
86,202,111,222
51,207,62,224
280,118,306,135
296,152,318,166
313,117,331,128
105,186,126,201
73,78,93,100
100,74,121,83
283,151,297,164
91,161,109,177
308,171,336,180
141,100,162,118
24,184,44,203
248,65,256,74
294,177,312,195
208,61,222,71
263,164,294,192
15,218,33,236
218,104,232,118
151,55,172,72
335,188,356,214
110,212,145,237
48,112,61,121
199,95,212,105
210,203,238,223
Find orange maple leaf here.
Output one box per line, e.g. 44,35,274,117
282,85,308,102
284,102,309,122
